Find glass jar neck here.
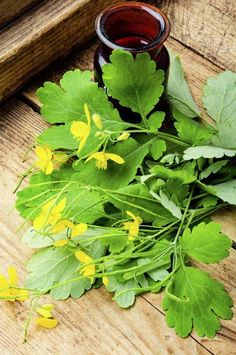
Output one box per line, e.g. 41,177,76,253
95,2,170,60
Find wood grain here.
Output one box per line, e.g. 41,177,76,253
0,0,124,102
150,0,236,71
1,0,236,352
0,99,211,355
0,0,42,29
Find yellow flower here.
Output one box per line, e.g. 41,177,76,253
75,251,95,278
33,198,67,231
71,223,87,238
86,152,125,170
36,303,58,329
52,220,87,236
102,276,109,286
93,114,103,129
0,266,28,302
51,219,74,234
117,132,130,141
123,211,143,241
35,146,67,175
35,146,53,175
71,103,91,153
54,239,68,247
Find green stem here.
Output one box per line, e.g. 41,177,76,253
23,293,41,343
174,188,194,244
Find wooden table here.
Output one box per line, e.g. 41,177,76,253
0,1,235,353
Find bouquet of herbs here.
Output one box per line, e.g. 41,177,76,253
2,49,236,339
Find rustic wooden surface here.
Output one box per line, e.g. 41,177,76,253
0,0,42,29
152,0,236,71
0,0,236,353
0,0,123,102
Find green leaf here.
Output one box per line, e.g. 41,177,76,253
106,277,137,308
203,71,236,149
211,121,236,149
148,268,169,281
150,190,182,219
208,179,236,205
199,160,228,180
149,139,166,160
163,265,233,337
167,50,200,118
105,183,174,223
22,228,67,248
102,49,164,116
73,138,151,190
16,167,105,224
183,146,236,160
148,111,166,132
26,246,93,300
150,165,196,184
37,124,79,150
180,222,232,263
198,195,218,208
37,70,123,127
165,179,189,206
202,71,236,125
99,229,128,253
123,240,172,280
173,109,213,145
16,167,74,219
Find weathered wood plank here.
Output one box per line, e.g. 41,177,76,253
0,99,210,354
0,0,124,102
0,0,42,29
147,0,236,71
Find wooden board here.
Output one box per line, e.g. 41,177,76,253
0,0,42,29
0,0,236,353
0,0,123,102
151,0,236,71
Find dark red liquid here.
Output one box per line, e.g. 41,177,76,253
115,35,151,48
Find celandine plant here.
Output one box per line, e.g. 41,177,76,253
1,49,236,341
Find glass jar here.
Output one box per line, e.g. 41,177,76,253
95,2,170,81
94,2,170,121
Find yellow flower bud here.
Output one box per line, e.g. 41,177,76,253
93,114,103,129
117,132,130,141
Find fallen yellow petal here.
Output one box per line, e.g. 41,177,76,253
41,304,55,311
0,274,9,290
36,317,58,329
8,266,18,286
36,307,53,319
